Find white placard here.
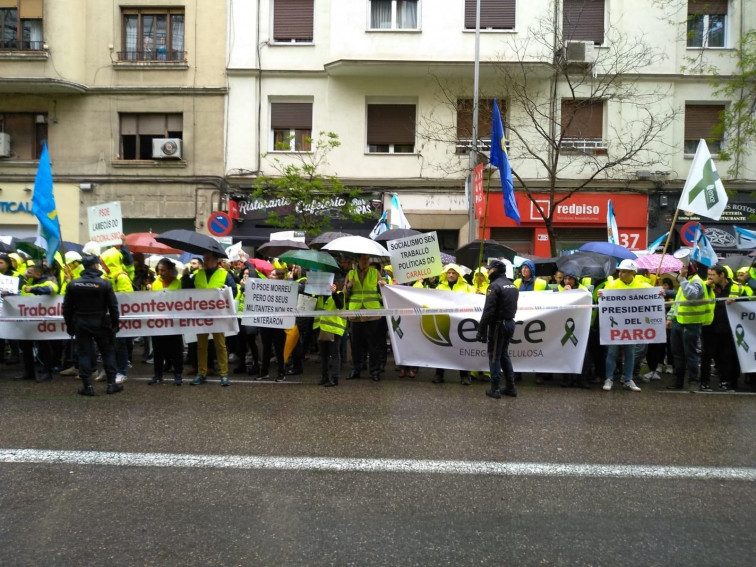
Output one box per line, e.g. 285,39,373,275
0,274,19,295
242,278,298,328
87,201,123,247
304,271,335,296
387,231,442,285
725,300,756,373
598,288,666,345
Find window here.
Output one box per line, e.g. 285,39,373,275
562,0,605,45
270,102,312,151
367,103,416,153
119,113,182,160
687,1,727,48
369,0,418,30
456,98,500,153
560,99,606,154
121,8,185,61
273,0,314,43
684,104,724,154
0,112,46,159
0,0,44,51
464,0,515,31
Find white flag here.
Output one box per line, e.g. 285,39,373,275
678,139,728,220
690,223,718,267
389,193,411,229
734,225,756,250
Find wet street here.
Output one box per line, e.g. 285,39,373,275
1,357,754,566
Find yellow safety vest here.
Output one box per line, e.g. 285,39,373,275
194,268,228,289
21,279,57,296
151,278,181,291
316,294,347,337
674,274,713,325
347,268,382,310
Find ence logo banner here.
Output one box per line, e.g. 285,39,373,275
382,286,592,373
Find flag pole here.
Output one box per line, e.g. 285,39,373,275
468,0,482,243
656,208,680,278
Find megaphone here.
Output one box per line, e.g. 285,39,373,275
673,247,691,267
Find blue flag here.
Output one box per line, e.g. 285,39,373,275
647,231,669,253
31,142,61,262
490,99,520,225
734,225,756,250
369,210,390,240
607,199,619,245
690,223,718,267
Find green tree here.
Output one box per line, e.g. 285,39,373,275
252,132,373,237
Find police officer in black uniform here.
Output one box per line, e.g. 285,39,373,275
62,254,122,396
476,260,519,399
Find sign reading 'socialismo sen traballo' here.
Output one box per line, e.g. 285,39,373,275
598,288,666,345
387,231,442,285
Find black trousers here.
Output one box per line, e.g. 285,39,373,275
74,327,117,383
319,334,343,382
260,327,286,377
701,326,740,388
350,319,383,376
153,334,184,378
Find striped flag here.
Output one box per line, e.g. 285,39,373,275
607,200,619,245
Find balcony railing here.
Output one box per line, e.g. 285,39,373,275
0,40,45,51
117,50,187,62
560,138,608,155
456,138,513,155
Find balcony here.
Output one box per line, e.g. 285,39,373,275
560,138,607,156
116,50,187,63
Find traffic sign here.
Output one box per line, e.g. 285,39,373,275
207,211,233,237
680,221,703,247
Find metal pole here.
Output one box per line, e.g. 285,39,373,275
468,0,481,243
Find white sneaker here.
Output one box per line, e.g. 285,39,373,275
115,373,127,384
651,371,661,381
640,371,654,383
59,366,78,376
602,379,613,391
94,369,106,382
624,380,641,392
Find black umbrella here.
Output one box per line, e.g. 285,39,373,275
722,255,755,271
155,229,228,258
256,239,309,258
309,231,354,250
454,239,517,269
0,240,14,253
62,241,84,254
531,257,559,278
374,228,421,243
556,251,615,280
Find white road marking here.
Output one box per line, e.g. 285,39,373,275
1,448,754,481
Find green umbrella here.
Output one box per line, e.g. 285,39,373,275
278,249,342,273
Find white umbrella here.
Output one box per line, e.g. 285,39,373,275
322,235,390,258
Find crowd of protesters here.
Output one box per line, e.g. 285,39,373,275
1,236,755,396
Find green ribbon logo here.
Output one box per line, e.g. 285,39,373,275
561,318,578,346
735,324,749,352
688,159,721,211
391,316,403,339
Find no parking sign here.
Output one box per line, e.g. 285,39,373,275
207,211,233,237
680,221,703,247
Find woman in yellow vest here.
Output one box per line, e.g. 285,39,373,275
316,278,347,387
345,254,386,381
434,264,474,385
17,264,57,382
146,258,184,386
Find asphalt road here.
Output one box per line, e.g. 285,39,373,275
1,355,754,566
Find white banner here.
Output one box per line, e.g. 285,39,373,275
598,288,666,345
0,274,19,295
382,286,592,373
0,288,238,340
242,278,297,328
304,271,334,296
725,300,756,373
387,231,442,285
87,201,123,247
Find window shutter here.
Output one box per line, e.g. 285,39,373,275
271,103,312,130
166,114,183,132
465,0,516,30
120,115,137,135
684,105,724,139
563,0,605,44
562,100,603,138
457,99,500,139
139,114,168,136
688,1,728,15
273,0,314,41
19,0,44,19
367,104,416,145
0,0,17,8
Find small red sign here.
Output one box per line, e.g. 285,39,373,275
207,211,233,237
473,164,485,219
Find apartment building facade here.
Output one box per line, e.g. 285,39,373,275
1,1,753,256
0,0,227,243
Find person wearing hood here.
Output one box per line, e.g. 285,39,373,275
513,260,547,292
476,260,519,399
0,253,23,365
434,264,475,385
16,264,57,383
472,266,489,294
100,245,133,385
62,254,122,396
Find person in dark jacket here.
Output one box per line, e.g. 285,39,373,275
62,254,122,396
476,260,519,399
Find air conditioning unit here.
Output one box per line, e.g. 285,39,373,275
152,138,183,159
565,41,596,64
0,132,10,158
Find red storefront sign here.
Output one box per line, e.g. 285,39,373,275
482,192,648,256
